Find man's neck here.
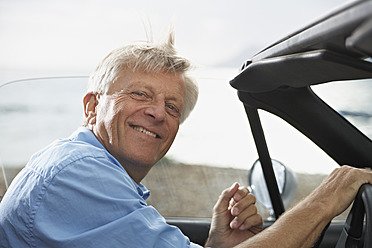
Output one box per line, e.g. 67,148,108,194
120,162,153,185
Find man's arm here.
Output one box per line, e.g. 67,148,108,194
207,166,372,248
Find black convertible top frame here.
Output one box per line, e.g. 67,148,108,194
230,0,372,218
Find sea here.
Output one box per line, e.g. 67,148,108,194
1,68,372,176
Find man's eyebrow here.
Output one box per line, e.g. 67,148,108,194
114,81,147,93
166,95,183,103
122,81,184,103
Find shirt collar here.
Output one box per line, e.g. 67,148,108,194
137,183,151,200
70,127,106,150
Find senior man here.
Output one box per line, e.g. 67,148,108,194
0,34,262,247
1,33,372,248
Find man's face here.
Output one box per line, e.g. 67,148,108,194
91,68,185,173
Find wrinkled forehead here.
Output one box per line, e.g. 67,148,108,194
108,67,186,98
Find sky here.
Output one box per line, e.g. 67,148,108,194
0,0,351,174
0,0,349,83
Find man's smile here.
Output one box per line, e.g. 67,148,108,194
131,125,160,139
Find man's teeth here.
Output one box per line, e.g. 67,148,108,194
133,126,157,138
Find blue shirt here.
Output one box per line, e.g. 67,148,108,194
0,127,202,248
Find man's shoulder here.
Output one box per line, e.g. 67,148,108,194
9,128,136,210
24,128,123,185
30,135,105,169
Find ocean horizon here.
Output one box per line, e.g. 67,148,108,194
1,69,371,176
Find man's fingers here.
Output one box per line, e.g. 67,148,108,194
230,203,260,229
232,186,250,202
230,193,256,216
228,185,261,230
214,182,240,214
229,186,250,210
312,165,372,218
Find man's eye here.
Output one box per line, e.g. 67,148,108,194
134,92,144,96
131,92,147,99
166,104,180,117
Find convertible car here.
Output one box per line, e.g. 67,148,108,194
0,0,371,247
178,0,372,246
229,0,372,247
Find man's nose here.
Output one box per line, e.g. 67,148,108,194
144,101,166,121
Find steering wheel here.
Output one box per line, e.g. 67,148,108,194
336,184,372,248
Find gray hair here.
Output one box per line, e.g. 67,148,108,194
87,33,198,124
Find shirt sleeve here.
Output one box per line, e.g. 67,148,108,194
31,156,202,248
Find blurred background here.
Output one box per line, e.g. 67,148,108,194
0,0,348,82
0,0,347,172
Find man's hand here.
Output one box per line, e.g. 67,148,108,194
205,182,263,248
308,165,372,220
204,166,372,248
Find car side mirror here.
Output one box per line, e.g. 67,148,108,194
248,159,298,220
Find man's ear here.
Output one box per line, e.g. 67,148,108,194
83,93,99,125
